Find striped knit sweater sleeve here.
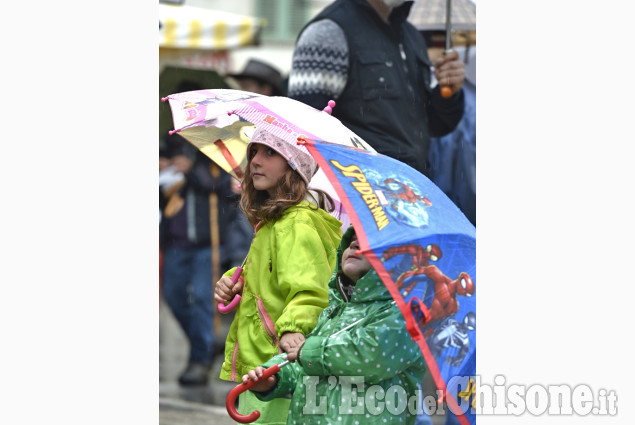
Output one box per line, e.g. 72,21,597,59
287,19,349,110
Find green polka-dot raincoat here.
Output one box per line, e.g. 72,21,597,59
256,226,427,425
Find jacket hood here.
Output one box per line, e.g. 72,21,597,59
330,226,393,303
287,200,343,239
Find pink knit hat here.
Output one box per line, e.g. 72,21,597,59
247,127,318,185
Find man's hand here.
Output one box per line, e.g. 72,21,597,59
433,49,465,96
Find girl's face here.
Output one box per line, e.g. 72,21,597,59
341,233,371,282
249,143,290,196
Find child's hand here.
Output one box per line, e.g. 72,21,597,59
242,366,277,392
214,275,244,303
285,342,304,363
279,332,305,354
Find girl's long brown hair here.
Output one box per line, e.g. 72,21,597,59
240,158,335,228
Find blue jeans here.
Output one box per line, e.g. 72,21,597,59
162,245,214,364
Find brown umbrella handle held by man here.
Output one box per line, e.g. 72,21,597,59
441,0,453,97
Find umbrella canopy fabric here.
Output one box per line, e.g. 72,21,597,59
158,67,230,140
304,140,476,425
408,0,476,31
159,4,264,50
161,89,376,229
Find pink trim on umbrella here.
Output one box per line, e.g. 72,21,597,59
322,100,336,115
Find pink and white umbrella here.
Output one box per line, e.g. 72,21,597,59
161,88,377,230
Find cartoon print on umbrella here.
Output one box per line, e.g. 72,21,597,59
427,312,475,367
367,171,432,228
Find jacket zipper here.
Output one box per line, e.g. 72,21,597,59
256,297,279,348
230,340,239,381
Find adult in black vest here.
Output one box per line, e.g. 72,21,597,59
288,0,465,176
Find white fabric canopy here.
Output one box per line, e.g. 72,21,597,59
408,0,476,31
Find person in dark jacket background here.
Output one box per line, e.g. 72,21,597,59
287,0,465,176
159,127,236,386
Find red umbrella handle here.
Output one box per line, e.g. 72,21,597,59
225,362,283,423
218,267,243,313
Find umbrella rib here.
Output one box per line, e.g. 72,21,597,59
214,139,244,179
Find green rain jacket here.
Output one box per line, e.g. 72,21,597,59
219,201,342,382
257,227,426,425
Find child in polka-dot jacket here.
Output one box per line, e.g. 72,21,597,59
242,226,427,425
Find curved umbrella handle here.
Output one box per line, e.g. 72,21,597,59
218,267,243,313
225,362,283,423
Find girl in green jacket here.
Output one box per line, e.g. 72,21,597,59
214,128,343,424
241,227,427,425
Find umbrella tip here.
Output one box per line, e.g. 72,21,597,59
322,100,336,115
168,129,180,135
161,96,170,102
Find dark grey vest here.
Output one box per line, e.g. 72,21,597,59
305,0,434,173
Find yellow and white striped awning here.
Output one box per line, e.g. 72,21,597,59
159,4,264,50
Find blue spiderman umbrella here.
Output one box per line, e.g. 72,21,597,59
303,139,477,425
